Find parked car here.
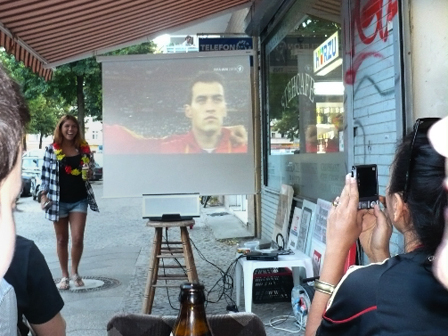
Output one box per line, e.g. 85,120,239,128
23,148,46,158
92,163,103,181
22,156,44,200
31,174,43,202
21,173,33,197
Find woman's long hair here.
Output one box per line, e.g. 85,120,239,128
389,128,447,254
53,115,84,148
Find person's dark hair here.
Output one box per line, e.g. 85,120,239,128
186,71,226,104
53,115,84,148
0,65,30,183
389,128,447,254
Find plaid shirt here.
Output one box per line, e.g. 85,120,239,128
41,143,99,221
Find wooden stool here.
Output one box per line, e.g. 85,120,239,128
142,220,198,314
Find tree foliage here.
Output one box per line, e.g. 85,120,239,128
47,41,156,134
27,95,68,148
0,49,67,148
0,41,157,145
269,17,341,142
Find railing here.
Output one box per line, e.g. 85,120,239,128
163,45,198,53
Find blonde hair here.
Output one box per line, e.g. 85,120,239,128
53,115,84,148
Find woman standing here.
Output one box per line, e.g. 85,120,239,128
40,115,99,290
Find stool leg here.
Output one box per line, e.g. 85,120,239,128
142,227,162,314
180,227,199,283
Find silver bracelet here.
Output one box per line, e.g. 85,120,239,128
314,279,336,295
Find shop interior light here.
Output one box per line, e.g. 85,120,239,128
314,81,344,96
315,58,343,76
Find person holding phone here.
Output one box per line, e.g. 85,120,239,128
305,118,448,336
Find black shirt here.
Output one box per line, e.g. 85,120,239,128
4,236,65,335
59,154,87,203
317,249,448,335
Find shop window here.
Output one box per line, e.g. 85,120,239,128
263,14,345,200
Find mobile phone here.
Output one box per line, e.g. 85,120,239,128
43,199,52,210
351,164,379,209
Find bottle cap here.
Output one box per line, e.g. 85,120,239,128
180,282,204,291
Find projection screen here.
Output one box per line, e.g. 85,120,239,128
99,51,255,198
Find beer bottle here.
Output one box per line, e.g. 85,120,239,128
171,283,213,336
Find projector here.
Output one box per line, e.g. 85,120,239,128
142,193,200,221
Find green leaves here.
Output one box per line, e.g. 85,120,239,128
0,41,156,141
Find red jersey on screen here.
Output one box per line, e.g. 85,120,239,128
104,125,161,154
104,125,247,154
160,129,247,153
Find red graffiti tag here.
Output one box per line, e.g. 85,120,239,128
345,52,383,85
345,0,398,85
356,0,398,44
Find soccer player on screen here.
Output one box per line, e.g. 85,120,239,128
160,72,247,153
104,72,247,154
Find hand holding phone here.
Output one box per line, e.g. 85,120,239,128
351,164,379,209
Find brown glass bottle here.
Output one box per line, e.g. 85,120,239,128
171,283,213,336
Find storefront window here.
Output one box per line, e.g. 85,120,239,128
264,12,346,201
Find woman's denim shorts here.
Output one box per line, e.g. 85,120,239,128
59,199,88,218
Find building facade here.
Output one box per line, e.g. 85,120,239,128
243,0,448,257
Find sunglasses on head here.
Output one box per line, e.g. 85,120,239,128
402,118,440,202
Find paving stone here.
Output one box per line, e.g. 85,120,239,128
14,182,305,336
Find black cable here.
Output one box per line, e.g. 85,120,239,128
161,228,187,311
160,256,179,310
155,228,245,312
278,248,294,255
189,238,244,309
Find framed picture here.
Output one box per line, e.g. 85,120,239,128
271,184,294,248
301,200,317,255
287,207,302,251
309,198,332,275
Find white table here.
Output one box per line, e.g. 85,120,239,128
235,251,314,313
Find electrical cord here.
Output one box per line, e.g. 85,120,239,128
278,248,294,255
160,257,179,310
155,228,243,312
189,237,244,310
264,314,304,334
161,229,188,310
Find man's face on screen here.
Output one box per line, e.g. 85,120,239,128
185,81,227,135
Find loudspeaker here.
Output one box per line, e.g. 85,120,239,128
142,193,200,221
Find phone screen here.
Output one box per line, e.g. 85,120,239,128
356,166,378,198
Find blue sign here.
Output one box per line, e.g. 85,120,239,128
198,38,253,52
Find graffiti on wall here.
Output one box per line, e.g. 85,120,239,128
345,0,398,95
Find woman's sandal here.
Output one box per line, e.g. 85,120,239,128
58,277,70,290
72,274,85,287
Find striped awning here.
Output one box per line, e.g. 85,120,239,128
0,30,53,80
0,0,252,80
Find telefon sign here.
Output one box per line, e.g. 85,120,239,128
199,38,253,52
313,32,339,73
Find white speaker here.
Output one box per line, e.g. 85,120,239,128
142,193,200,221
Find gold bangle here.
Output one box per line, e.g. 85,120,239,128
314,279,336,295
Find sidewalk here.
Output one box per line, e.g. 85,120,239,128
14,182,302,336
